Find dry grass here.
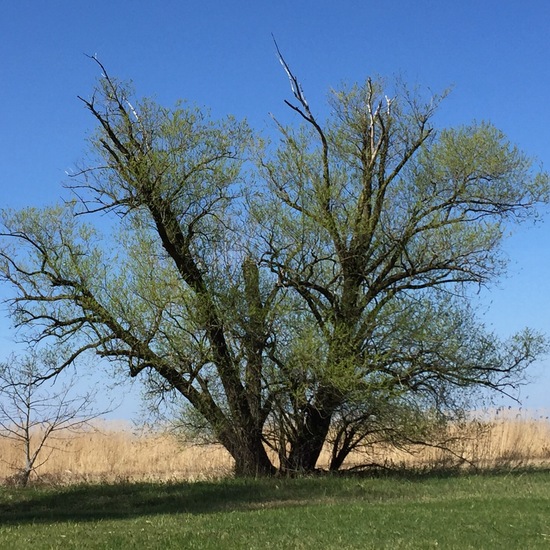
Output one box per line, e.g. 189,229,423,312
340,412,550,472
0,422,234,485
1,412,549,485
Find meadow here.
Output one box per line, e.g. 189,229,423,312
0,471,549,548
0,414,549,548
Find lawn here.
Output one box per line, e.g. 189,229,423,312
0,471,549,549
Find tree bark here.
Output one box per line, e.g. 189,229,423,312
285,387,340,474
286,411,332,473
221,427,276,477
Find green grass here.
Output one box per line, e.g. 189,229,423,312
0,471,549,549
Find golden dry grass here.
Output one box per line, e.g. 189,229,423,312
348,413,550,471
1,413,549,485
0,422,235,485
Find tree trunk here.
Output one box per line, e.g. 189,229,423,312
328,446,349,471
284,381,347,474
285,403,334,474
221,428,276,477
14,468,32,487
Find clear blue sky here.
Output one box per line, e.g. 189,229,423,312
0,1,549,418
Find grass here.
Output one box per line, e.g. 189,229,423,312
0,415,549,547
0,471,549,548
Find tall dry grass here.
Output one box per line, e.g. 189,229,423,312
341,414,550,471
0,422,234,485
1,414,549,485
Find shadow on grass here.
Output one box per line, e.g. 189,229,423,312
0,476,357,524
1,467,549,525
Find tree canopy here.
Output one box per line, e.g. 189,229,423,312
0,57,547,475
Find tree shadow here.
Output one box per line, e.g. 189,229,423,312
1,467,549,525
0,476,361,524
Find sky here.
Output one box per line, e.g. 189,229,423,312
0,0,549,419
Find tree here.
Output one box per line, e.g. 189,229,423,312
0,58,280,476
0,56,547,476
254,55,549,471
0,350,106,486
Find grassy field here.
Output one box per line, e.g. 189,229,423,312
0,471,549,549
0,416,549,548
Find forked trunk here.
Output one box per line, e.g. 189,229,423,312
284,404,334,474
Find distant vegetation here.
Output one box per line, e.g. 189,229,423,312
0,415,548,486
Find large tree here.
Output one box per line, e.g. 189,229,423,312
0,58,547,475
0,61,281,476
254,59,549,471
